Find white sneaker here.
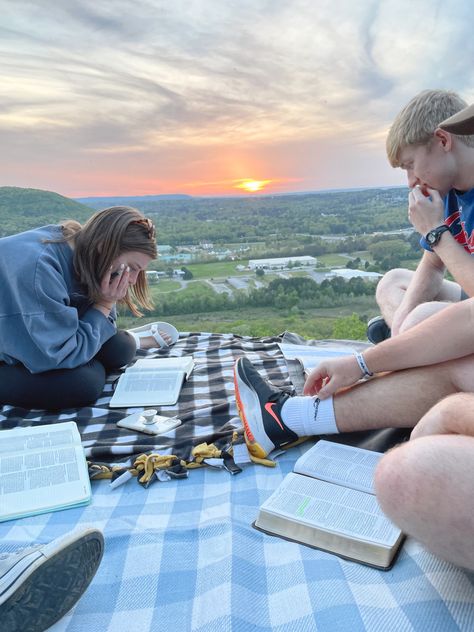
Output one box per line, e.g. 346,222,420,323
0,528,104,632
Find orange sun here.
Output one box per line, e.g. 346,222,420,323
235,179,272,193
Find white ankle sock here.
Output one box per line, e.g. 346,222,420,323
281,396,339,437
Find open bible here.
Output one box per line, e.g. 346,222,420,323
279,342,353,380
253,440,404,569
109,356,195,407
0,421,91,522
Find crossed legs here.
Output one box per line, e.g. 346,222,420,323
375,267,462,331
0,330,135,409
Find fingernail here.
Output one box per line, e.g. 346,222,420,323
126,266,130,272
120,263,125,269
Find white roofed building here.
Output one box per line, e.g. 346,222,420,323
329,269,382,281
248,256,317,270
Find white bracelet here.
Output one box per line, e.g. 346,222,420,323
355,352,373,378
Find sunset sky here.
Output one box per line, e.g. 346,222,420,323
1,0,474,198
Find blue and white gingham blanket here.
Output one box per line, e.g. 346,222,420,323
1,332,474,630
1,444,473,632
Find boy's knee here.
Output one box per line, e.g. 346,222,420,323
376,268,410,300
374,446,402,520
412,393,474,439
376,435,474,569
374,441,426,525
398,301,449,334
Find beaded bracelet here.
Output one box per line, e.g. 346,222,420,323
355,352,374,378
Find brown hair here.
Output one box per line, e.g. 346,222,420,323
386,89,474,167
62,206,157,316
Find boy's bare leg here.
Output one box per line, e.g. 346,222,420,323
376,268,414,325
375,268,462,327
410,392,474,439
374,394,474,570
332,354,474,433
399,301,460,333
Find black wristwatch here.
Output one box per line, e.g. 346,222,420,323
425,225,450,247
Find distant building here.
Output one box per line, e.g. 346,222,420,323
146,270,163,282
248,256,317,270
160,252,194,263
329,269,382,281
213,249,233,260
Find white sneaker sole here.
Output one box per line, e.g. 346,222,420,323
234,361,275,459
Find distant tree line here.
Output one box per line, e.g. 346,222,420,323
0,186,411,246
136,275,377,318
141,188,410,246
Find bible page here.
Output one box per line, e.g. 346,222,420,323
294,440,382,494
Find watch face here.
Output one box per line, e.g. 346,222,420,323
426,226,448,246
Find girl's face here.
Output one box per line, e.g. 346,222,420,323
110,251,153,286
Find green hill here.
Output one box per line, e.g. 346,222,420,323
0,187,94,237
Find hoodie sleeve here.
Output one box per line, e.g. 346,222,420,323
0,249,116,373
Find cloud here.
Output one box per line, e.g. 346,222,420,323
1,0,473,195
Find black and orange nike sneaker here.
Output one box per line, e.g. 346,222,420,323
233,357,297,459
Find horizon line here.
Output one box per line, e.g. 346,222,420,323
73,183,407,201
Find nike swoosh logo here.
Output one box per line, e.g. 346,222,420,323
264,402,285,431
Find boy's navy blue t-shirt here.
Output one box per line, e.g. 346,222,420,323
420,188,474,252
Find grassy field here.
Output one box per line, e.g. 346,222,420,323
351,250,373,262
119,296,378,339
150,280,215,300
185,260,249,279
400,257,421,271
149,279,181,292
316,253,349,267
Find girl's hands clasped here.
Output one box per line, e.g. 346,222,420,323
303,355,364,399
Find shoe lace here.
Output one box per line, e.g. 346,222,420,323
267,384,294,403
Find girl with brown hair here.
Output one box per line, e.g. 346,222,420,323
0,206,162,409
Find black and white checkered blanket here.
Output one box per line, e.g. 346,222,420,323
0,331,408,469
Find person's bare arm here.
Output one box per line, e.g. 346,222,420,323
429,234,474,296
410,186,474,296
304,298,474,398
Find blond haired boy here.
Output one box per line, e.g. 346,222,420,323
368,89,474,343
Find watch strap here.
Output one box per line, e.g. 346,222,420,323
426,224,450,246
